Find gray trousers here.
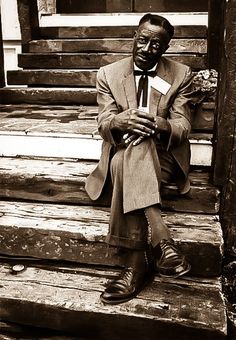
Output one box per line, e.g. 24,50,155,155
106,138,178,250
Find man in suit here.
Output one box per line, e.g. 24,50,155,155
86,13,193,304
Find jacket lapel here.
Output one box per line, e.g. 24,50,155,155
122,57,138,109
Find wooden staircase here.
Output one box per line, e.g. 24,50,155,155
0,13,228,339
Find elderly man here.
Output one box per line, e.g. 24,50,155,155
86,13,193,304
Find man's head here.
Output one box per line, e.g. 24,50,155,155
133,13,174,70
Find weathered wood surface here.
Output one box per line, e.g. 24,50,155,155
0,264,227,339
212,0,236,256
0,87,97,105
27,38,207,54
7,69,98,87
18,53,207,70
134,0,208,13
40,25,207,39
0,320,76,340
16,0,40,52
0,200,223,276
0,102,215,132
0,105,214,135
0,158,220,213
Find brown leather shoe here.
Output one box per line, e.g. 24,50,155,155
156,239,191,278
100,266,153,305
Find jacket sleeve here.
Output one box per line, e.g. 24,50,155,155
96,67,121,145
165,66,193,150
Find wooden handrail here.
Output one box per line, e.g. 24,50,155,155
17,0,40,52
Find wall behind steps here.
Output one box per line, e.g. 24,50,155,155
0,0,21,84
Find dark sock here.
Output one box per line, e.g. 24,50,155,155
144,205,171,247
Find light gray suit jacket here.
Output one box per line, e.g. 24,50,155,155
85,56,193,201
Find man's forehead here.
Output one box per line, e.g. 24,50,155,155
137,24,169,39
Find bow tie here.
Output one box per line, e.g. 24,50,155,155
134,70,156,107
134,70,157,77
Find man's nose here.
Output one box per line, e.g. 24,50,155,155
141,40,151,52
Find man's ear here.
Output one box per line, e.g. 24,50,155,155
134,30,138,38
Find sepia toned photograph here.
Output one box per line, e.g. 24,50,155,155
0,0,235,339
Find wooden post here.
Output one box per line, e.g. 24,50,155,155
208,0,225,70
17,0,40,52
0,4,5,87
213,0,236,256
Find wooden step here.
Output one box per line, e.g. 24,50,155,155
0,263,227,339
27,38,207,54
7,70,98,87
0,200,223,276
0,104,213,165
40,13,208,29
0,157,219,214
18,53,207,70
40,25,207,39
0,87,97,105
0,103,215,132
0,321,78,340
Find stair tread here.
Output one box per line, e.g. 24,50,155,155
0,157,220,215
0,262,226,339
0,199,223,277
18,53,207,70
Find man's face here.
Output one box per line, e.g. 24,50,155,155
133,21,170,70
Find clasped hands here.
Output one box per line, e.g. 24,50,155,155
111,108,170,146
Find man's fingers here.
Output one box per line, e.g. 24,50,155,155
136,112,155,121
124,134,136,145
133,136,145,146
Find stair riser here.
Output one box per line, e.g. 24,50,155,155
0,225,222,277
0,264,227,340
18,54,207,70
7,70,97,87
0,135,212,166
0,88,97,105
40,25,207,39
0,157,220,214
28,39,207,54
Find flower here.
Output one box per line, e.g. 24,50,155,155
192,69,218,103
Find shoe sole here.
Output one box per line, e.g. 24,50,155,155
158,263,191,279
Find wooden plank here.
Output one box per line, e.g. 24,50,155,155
0,102,215,132
0,321,76,339
40,25,207,39
0,200,223,276
0,88,97,105
27,38,207,54
0,264,227,339
18,53,207,70
7,70,98,87
0,134,213,166
0,158,220,213
0,7,5,88
16,0,40,52
56,0,208,13
40,13,208,28
134,0,208,12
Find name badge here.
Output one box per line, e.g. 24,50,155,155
150,76,171,95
